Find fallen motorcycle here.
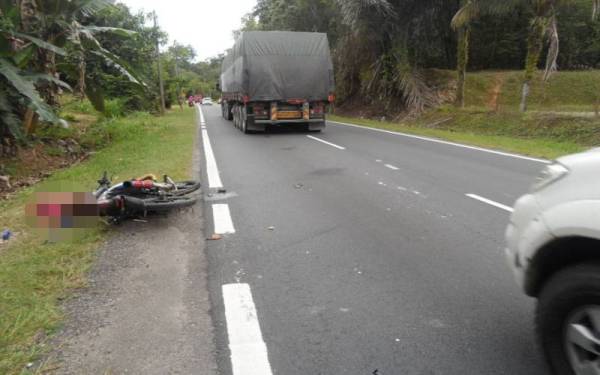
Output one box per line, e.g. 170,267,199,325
94,172,200,223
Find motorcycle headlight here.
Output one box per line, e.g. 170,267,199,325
530,163,570,192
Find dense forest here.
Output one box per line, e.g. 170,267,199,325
2,0,600,153
241,0,600,111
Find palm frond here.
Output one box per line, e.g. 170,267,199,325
336,0,395,27
451,1,477,30
452,0,521,29
397,68,439,113
75,0,111,18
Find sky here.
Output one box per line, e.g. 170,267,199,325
119,0,257,61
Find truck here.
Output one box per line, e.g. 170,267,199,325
219,31,335,133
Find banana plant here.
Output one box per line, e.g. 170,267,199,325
0,1,71,138
0,0,145,139
26,0,144,112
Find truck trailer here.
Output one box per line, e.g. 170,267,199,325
219,31,335,133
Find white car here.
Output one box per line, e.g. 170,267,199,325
202,98,213,105
506,149,600,375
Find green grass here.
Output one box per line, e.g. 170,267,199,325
332,70,600,160
463,70,600,111
0,107,197,374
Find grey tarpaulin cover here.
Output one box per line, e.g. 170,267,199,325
220,31,335,101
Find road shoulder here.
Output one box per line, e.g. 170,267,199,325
44,121,217,374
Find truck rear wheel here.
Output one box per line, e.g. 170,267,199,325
233,105,240,128
227,103,234,121
241,112,249,134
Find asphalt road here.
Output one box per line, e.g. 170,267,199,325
198,105,549,375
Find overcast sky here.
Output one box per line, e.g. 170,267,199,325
119,0,257,61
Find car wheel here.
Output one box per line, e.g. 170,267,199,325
536,263,600,375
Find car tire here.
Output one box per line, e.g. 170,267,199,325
536,263,600,375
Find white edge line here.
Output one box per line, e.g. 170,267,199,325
198,103,206,125
197,106,224,189
466,194,514,213
212,203,236,234
385,164,400,171
222,283,273,375
328,120,550,164
306,135,346,150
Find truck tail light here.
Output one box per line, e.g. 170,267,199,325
310,103,324,116
253,104,269,117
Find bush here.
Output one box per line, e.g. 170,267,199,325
102,98,127,119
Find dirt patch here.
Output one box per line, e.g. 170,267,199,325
486,74,505,111
0,112,97,199
0,141,89,199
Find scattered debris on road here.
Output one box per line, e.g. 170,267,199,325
208,234,223,241
268,226,275,231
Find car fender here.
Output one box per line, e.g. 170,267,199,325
542,200,600,240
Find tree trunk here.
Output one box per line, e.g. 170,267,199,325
23,108,38,136
455,27,470,108
520,21,545,113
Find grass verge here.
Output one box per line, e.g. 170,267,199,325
329,108,597,160
0,106,197,374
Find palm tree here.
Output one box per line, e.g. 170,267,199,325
520,0,600,112
451,0,520,108
335,0,446,113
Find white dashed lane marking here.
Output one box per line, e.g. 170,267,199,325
306,135,346,150
466,193,514,213
222,283,273,375
212,204,236,234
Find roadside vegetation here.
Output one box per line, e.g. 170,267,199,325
332,70,600,159
0,103,197,375
1,2,209,372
